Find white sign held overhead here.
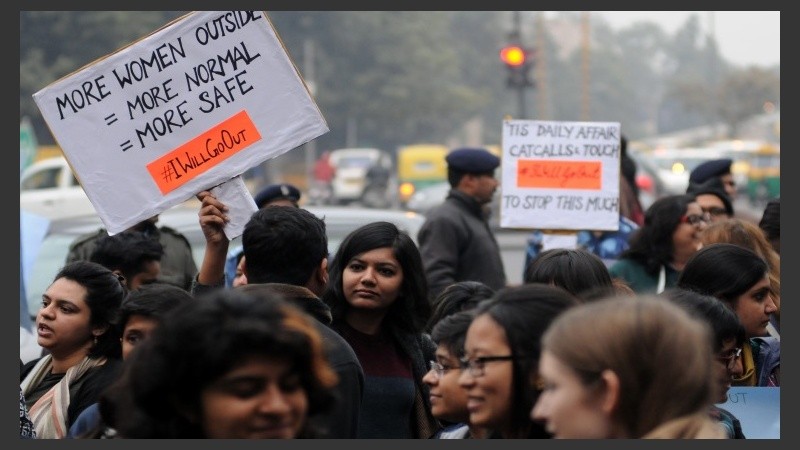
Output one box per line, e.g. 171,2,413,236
33,11,328,234
500,119,621,231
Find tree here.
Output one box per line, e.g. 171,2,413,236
716,68,780,137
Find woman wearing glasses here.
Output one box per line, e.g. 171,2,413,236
424,311,487,439
458,284,579,438
531,295,725,439
322,221,438,438
663,288,746,438
678,243,779,387
610,194,707,294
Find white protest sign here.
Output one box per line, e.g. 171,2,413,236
33,11,328,234
500,120,620,231
719,387,780,439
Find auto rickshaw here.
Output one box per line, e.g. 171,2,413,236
396,144,449,206
746,143,780,204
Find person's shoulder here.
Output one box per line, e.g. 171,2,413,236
609,258,639,274
68,228,107,249
432,423,469,439
158,225,192,247
20,357,41,378
423,197,463,220
83,359,123,385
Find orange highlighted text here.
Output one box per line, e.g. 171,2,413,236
517,159,602,189
146,110,261,194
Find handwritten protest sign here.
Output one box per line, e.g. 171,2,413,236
500,119,620,230
33,11,328,234
718,387,779,439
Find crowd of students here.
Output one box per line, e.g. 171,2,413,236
20,167,780,439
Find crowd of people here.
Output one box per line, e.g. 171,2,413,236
20,145,780,440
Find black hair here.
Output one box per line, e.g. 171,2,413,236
473,284,579,438
621,194,696,276
430,310,475,360
103,289,337,438
323,221,431,334
243,206,328,286
677,243,769,308
54,260,127,359
117,283,193,333
426,281,494,332
90,231,163,286
523,248,612,299
661,288,746,351
759,199,780,241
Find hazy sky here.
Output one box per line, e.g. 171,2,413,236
592,11,780,67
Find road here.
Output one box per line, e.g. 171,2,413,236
496,228,532,286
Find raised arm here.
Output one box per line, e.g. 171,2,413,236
194,190,230,290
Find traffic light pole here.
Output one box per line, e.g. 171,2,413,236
512,11,526,119
500,12,534,119
516,82,526,119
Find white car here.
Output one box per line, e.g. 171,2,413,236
329,148,394,205
20,157,96,220
405,181,450,215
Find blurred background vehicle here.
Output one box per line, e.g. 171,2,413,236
21,204,426,322
744,143,780,205
329,147,395,207
405,180,450,215
630,147,728,196
396,144,450,208
706,139,780,205
20,156,95,220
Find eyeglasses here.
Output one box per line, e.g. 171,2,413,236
716,347,742,370
680,214,708,226
701,206,728,217
428,360,456,379
459,355,515,378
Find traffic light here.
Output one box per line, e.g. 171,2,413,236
500,44,534,89
500,45,526,67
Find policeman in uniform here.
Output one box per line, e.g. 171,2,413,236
66,215,197,291
689,158,737,200
417,147,506,300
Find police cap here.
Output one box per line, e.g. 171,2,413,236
446,147,500,174
253,183,301,209
689,158,733,185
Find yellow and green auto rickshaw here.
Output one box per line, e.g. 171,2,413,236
396,144,450,206
746,143,780,204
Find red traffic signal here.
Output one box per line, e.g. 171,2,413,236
500,45,526,67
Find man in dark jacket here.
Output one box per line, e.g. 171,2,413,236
418,148,506,300
192,193,364,438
